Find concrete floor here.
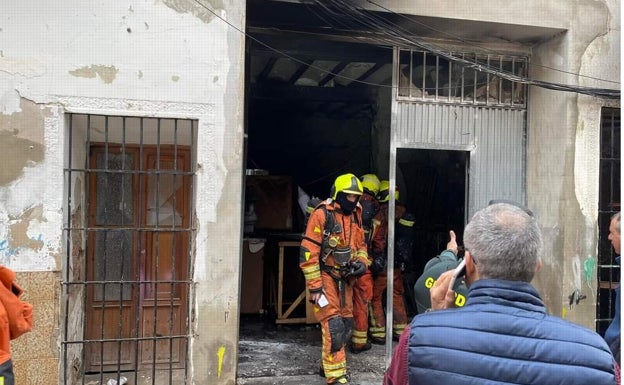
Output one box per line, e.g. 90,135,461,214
237,315,394,385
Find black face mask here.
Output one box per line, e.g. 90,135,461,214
336,193,358,215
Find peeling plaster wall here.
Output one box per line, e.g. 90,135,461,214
1,0,245,383
528,0,620,329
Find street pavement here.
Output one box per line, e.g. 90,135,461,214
237,316,394,385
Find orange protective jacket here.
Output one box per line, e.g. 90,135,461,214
0,266,33,365
371,203,406,258
300,199,369,293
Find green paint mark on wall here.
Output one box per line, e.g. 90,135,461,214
584,255,596,285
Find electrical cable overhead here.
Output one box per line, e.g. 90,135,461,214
366,0,620,85
314,0,619,99
192,0,619,99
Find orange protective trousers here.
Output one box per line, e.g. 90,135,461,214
370,268,407,339
351,269,373,348
314,271,354,383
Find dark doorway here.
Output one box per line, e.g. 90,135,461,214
396,148,468,315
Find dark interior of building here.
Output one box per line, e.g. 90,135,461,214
241,0,468,324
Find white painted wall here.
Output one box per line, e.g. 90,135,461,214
525,0,620,327
1,0,246,383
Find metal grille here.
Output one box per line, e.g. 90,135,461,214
62,114,197,385
397,49,527,108
596,107,621,335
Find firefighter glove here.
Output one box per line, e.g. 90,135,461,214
342,260,366,278
370,256,386,274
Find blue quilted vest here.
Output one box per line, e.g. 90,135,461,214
407,279,617,385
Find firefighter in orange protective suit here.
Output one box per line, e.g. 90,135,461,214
368,180,413,344
0,265,33,385
300,174,369,385
348,174,380,354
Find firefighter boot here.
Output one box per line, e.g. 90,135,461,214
349,341,372,354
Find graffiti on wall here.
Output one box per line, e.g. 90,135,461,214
563,254,595,318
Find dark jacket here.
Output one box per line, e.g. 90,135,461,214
385,279,618,385
413,249,469,313
605,256,621,362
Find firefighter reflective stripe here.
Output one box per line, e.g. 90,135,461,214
393,323,407,337
354,249,370,264
351,329,368,345
321,324,348,380
369,325,385,339
301,264,321,281
323,360,347,381
0,376,4,385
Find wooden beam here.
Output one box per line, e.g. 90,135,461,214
249,31,393,64
250,83,377,103
288,60,314,85
355,62,385,82
257,57,278,83
319,61,350,87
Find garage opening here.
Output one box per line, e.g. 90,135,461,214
241,2,394,330
238,0,526,380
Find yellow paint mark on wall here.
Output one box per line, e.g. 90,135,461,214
216,345,226,378
69,65,118,84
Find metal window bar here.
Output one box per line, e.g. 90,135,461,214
168,119,179,384
62,114,196,385
99,116,108,382
472,55,478,104
62,113,74,385
596,107,621,335
151,118,161,384
134,117,145,385
82,114,92,385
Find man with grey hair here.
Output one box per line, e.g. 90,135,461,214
604,211,621,363
384,202,619,385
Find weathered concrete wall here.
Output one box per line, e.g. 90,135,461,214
527,0,620,328
357,0,571,30
1,0,246,383
372,0,619,330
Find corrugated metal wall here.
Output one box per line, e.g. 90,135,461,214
393,101,526,218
